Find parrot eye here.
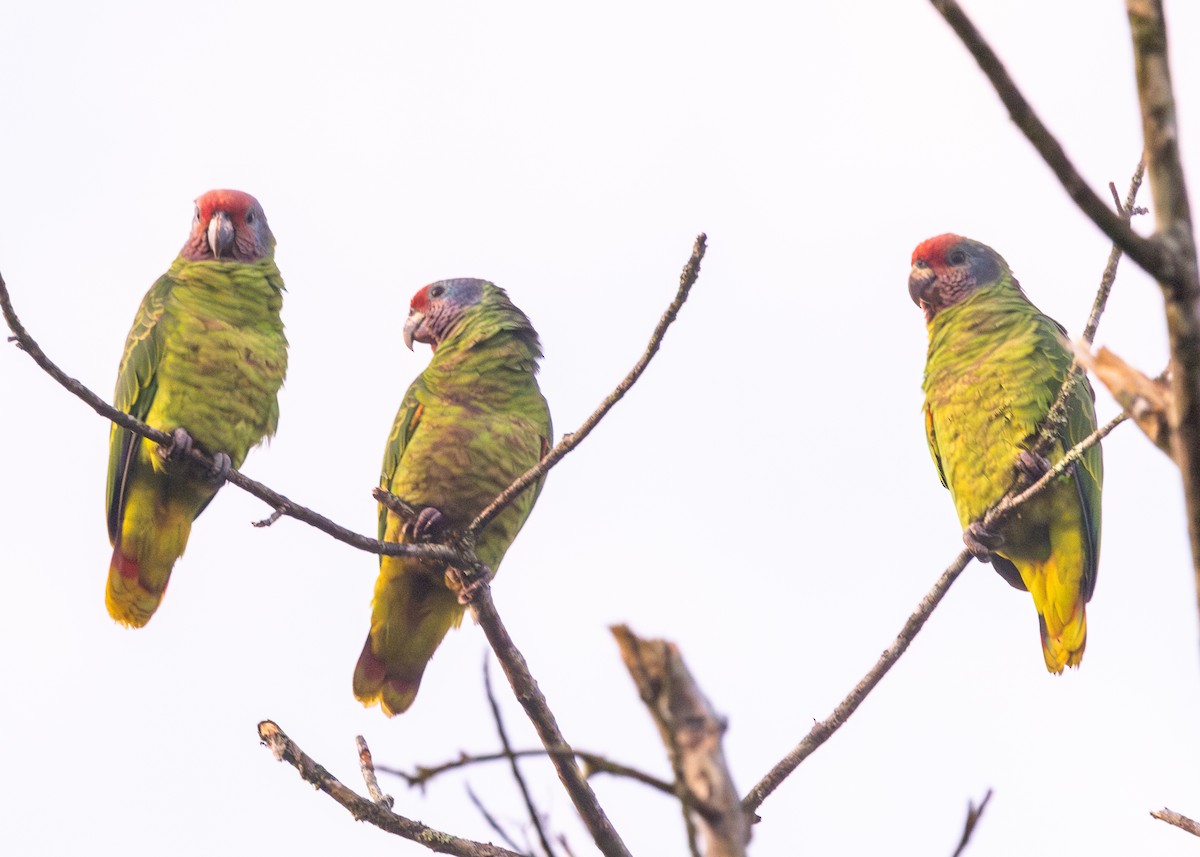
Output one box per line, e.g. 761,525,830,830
430,285,446,299
948,250,967,265
245,210,255,224
193,205,201,223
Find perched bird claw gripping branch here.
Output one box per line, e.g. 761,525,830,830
353,279,552,716
912,233,1103,673
105,190,288,628
409,505,448,542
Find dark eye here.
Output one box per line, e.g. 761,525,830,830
193,205,201,222
948,250,967,265
245,210,255,224
430,285,445,298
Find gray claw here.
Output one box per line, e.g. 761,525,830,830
964,522,1004,564
411,506,447,542
159,427,195,462
1015,450,1052,482
207,452,232,486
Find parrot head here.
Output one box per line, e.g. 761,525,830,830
908,233,1012,323
402,278,487,351
180,189,274,263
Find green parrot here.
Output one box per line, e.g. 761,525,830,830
353,279,552,715
106,189,288,627
909,233,1102,673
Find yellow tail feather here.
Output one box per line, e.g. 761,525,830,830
106,548,167,628
353,562,463,716
1016,553,1088,673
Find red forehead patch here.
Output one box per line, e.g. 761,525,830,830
196,189,259,219
911,233,964,266
410,283,433,312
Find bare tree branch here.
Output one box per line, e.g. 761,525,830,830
1084,160,1146,345
1126,0,1200,629
483,660,556,857
466,784,531,857
257,721,523,857
1151,807,1200,838
0,271,459,566
1034,161,1144,458
743,413,1124,815
378,750,676,798
950,789,994,857
356,735,395,808
1073,345,1173,455
467,233,708,537
926,0,1172,281
466,588,633,857
612,625,750,857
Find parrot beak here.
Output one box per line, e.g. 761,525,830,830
207,211,235,259
402,310,425,351
908,266,933,306
908,266,939,323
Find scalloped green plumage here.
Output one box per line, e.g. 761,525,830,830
105,202,287,628
917,238,1102,673
353,280,552,716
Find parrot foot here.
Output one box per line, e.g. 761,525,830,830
159,427,195,462
158,428,230,485
205,452,232,486
963,522,1004,564
410,506,447,542
1015,450,1052,483
447,563,493,606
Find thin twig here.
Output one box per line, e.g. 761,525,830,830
742,414,1123,815
950,789,994,857
1151,807,1200,838
741,549,971,815
467,233,707,537
927,0,1173,282
466,784,530,856
0,272,459,565
257,721,523,857
253,508,285,528
373,486,420,523
1084,159,1146,344
484,659,556,857
377,750,675,797
1033,159,1144,455
356,735,395,808
469,587,632,857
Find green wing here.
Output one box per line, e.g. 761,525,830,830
378,378,426,542
1065,371,1103,599
106,274,173,543
924,403,948,489
1029,317,1102,598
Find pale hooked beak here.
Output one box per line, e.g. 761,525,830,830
207,211,235,259
908,265,934,307
402,310,425,351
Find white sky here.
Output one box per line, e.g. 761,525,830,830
2,2,1198,855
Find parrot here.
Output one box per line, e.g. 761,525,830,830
909,233,1102,673
105,189,288,627
353,278,552,716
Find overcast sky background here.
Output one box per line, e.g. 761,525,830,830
2,2,1199,855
